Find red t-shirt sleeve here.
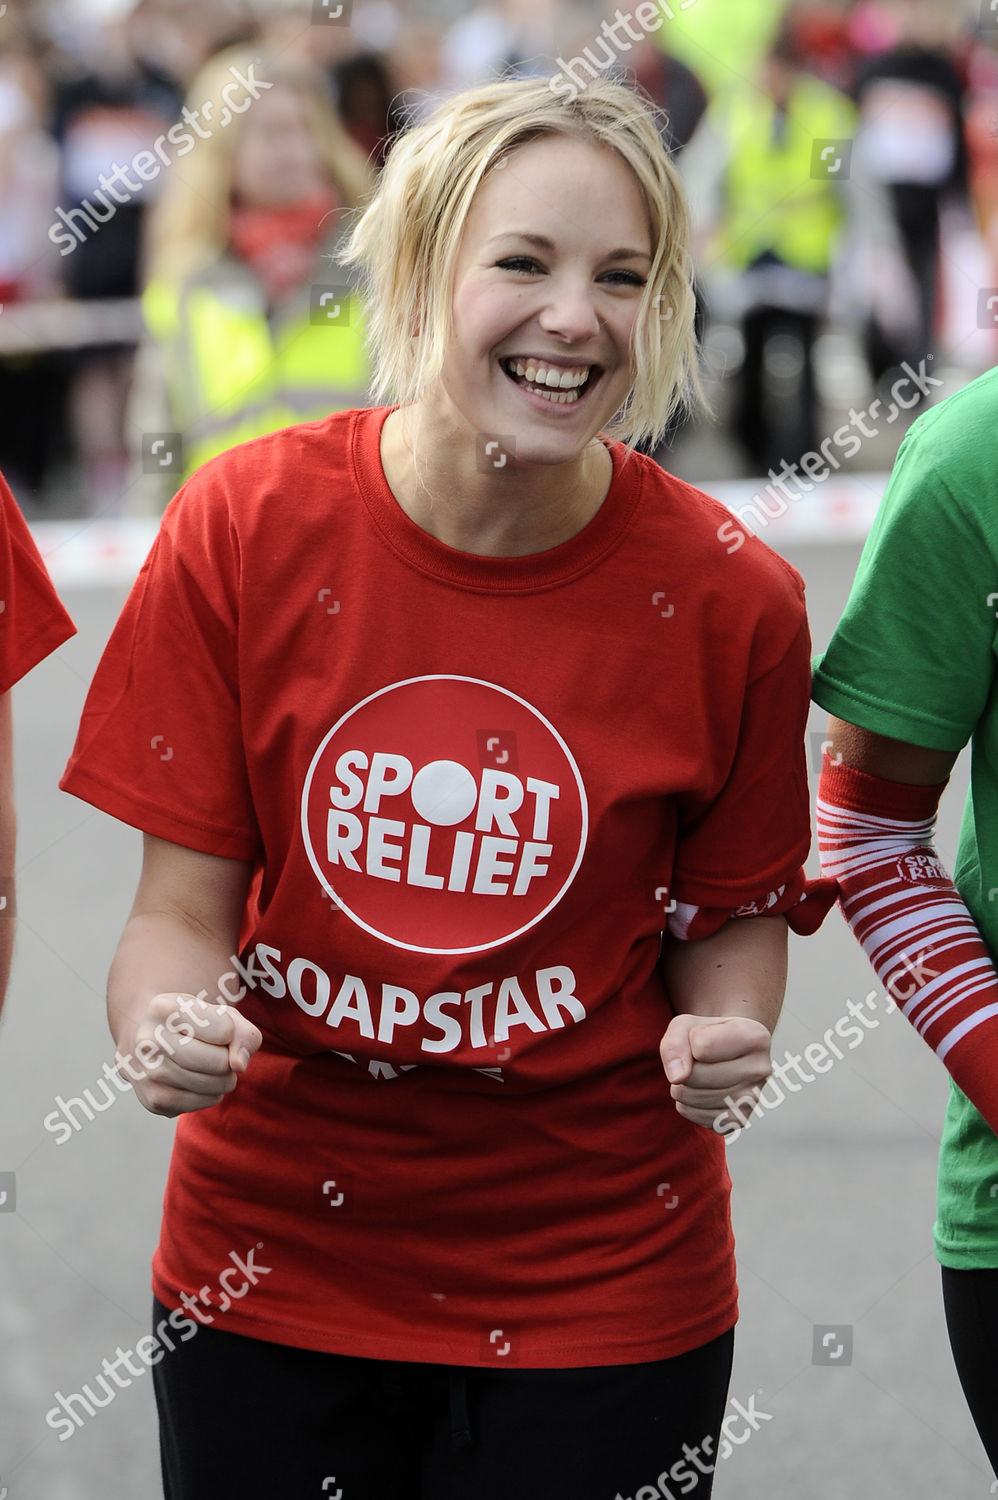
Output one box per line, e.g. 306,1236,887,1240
60,472,260,859
670,608,814,912
0,475,75,690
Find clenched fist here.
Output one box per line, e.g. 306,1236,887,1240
121,991,263,1118
659,1013,772,1132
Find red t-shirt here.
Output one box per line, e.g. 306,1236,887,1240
61,407,813,1368
0,476,75,691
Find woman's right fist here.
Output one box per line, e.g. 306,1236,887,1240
121,991,263,1117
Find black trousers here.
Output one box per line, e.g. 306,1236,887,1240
941,1266,998,1477
152,1297,734,1500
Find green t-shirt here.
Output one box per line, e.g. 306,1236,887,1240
812,364,998,1269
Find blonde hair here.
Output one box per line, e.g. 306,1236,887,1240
145,46,374,285
340,76,703,450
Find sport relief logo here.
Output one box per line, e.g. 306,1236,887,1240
300,676,588,954
897,851,947,883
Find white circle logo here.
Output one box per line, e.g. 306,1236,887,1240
300,676,588,954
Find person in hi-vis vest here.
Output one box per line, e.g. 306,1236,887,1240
130,47,374,510
681,24,857,475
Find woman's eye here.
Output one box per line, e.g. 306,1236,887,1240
496,257,541,274
494,259,646,287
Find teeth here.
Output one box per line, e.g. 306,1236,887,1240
507,359,590,390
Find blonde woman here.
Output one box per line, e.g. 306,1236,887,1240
63,77,830,1498
134,46,373,496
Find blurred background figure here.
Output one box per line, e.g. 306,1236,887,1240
332,50,406,168
625,29,708,158
440,0,589,88
787,0,863,91
385,19,446,125
616,24,709,457
851,0,968,383
645,0,781,98
965,24,998,330
251,2,406,167
0,0,994,516
681,20,858,475
49,0,195,513
0,16,66,502
132,46,374,509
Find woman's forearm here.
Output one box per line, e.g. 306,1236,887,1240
660,913,789,1031
108,912,241,1059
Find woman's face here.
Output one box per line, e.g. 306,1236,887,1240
230,84,326,209
435,135,653,469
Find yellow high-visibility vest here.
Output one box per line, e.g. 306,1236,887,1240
143,258,370,480
714,76,857,275
654,0,780,96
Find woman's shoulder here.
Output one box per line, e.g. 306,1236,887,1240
617,445,806,607
166,407,387,529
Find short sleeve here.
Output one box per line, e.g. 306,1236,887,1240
812,427,994,751
0,474,75,690
671,610,814,909
60,470,260,859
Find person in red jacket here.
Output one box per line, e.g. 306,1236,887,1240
61,76,830,1499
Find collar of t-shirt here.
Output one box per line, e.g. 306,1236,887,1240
352,407,644,595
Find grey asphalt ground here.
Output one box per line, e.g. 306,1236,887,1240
0,548,989,1500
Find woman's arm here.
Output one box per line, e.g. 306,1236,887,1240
659,913,788,1129
108,833,262,1117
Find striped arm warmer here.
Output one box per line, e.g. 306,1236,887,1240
817,753,998,1134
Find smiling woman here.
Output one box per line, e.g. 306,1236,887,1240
340,79,702,557
343,77,701,452
60,73,832,1500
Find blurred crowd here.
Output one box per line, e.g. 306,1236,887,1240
0,0,997,513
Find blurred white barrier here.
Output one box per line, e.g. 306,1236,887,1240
26,474,891,589
0,299,142,354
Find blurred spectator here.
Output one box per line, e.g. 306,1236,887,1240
965,35,998,304
385,19,446,125
132,46,373,510
681,24,858,474
440,0,585,88
332,50,406,168
786,1,862,92
250,3,405,168
50,0,187,512
648,0,780,97
852,0,968,380
848,0,902,58
627,33,708,157
623,32,708,457
0,35,68,501
249,0,361,72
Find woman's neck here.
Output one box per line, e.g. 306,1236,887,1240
378,407,614,559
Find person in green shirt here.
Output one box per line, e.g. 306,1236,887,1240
813,362,998,1476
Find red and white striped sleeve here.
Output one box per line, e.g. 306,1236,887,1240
817,753,998,1132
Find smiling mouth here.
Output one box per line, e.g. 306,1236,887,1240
500,357,601,405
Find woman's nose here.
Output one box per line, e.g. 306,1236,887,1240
537,277,601,343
